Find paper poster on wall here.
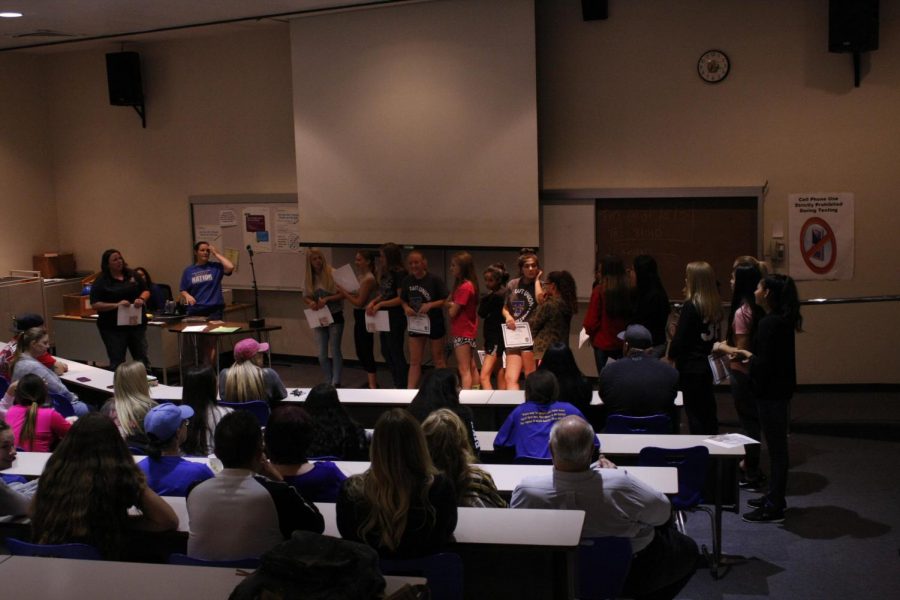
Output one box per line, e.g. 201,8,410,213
243,207,272,253
224,248,240,271
788,193,854,280
196,224,221,243
219,210,237,227
274,207,301,253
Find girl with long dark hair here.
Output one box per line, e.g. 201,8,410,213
583,255,631,376
447,251,480,389
530,270,578,361
303,383,368,460
478,262,509,390
502,249,544,390
366,243,408,388
339,250,380,389
181,365,231,456
630,254,670,357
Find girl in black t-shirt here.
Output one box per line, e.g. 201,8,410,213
478,263,509,390
400,251,448,389
366,243,408,389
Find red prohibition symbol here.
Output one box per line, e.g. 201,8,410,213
799,217,837,274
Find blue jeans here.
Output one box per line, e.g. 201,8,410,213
314,321,344,385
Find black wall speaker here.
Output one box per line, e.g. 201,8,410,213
829,0,879,53
582,0,608,22
106,52,143,106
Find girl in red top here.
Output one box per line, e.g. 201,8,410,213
447,251,479,389
6,373,71,452
582,255,631,377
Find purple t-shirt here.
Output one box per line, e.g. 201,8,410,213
138,455,215,497
282,461,348,503
493,401,587,460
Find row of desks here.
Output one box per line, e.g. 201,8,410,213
4,453,679,495
0,555,423,599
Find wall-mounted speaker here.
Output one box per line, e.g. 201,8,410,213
829,0,879,53
105,52,143,106
582,0,608,22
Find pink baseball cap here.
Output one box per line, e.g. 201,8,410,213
234,338,269,361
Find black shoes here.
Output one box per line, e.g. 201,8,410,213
743,498,785,523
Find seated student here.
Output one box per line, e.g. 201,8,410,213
219,338,287,407
1,419,33,518
337,409,457,559
181,365,232,456
304,383,368,460
599,324,679,423
187,411,324,561
407,368,480,453
265,404,347,503
422,409,506,508
30,413,179,559
137,403,215,497
10,327,88,416
134,267,170,314
0,313,67,379
493,370,587,461
5,374,71,452
101,361,157,453
511,416,698,600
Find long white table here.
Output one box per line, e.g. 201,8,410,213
283,387,493,406
3,453,677,495
473,431,743,457
57,357,183,401
0,555,423,599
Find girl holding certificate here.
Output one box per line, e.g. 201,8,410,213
502,250,543,390
446,251,479,390
304,248,345,386
366,243,408,389
400,250,448,389
340,250,379,389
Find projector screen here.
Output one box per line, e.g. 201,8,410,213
290,0,538,248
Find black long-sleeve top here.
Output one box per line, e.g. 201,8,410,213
749,314,796,402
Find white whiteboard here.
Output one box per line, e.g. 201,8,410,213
190,194,305,291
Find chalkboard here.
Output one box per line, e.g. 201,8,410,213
596,196,759,300
190,195,306,291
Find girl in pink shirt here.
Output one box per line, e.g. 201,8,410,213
6,373,71,452
447,251,479,389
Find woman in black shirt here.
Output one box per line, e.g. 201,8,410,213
89,249,150,371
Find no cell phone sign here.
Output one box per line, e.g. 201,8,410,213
799,217,837,274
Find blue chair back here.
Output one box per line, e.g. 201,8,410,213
6,537,103,560
638,445,710,509
168,553,260,569
604,413,671,434
49,392,75,418
577,537,633,600
0,376,9,398
380,552,464,600
219,400,271,426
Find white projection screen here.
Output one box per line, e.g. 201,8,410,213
290,0,538,248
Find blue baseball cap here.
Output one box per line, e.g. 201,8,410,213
144,403,194,442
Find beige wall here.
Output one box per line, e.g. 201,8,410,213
0,2,896,382
0,54,58,273
537,1,900,383
46,23,298,287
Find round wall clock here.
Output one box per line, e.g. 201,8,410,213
697,50,730,83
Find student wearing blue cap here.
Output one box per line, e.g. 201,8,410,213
137,403,214,497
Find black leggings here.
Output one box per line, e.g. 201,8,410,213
680,370,718,435
352,309,377,374
380,308,408,388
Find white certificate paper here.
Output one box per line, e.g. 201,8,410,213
407,314,431,335
365,311,390,333
117,304,142,326
502,321,533,348
332,264,359,294
304,308,334,329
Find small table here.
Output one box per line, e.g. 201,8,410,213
168,321,282,380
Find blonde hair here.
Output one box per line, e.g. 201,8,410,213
685,261,722,323
305,248,335,294
348,409,437,551
422,409,489,502
224,358,267,404
113,361,156,437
